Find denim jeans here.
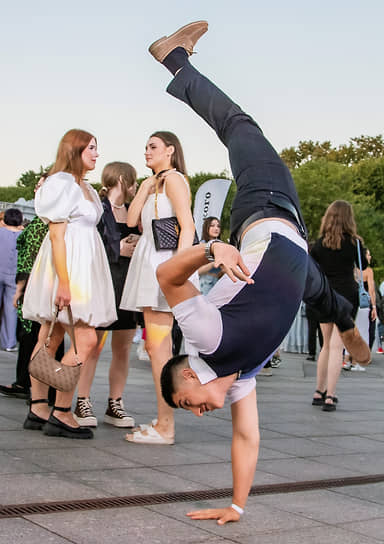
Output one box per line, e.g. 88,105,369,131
0,273,17,349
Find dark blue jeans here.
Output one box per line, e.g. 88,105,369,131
167,63,354,331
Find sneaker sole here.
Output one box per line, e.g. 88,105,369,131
73,414,98,427
104,415,135,428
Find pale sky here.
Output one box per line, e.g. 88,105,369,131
1,0,383,186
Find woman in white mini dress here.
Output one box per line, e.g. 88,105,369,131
121,131,196,444
23,129,116,439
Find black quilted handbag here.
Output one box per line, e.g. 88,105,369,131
152,175,199,250
152,216,180,250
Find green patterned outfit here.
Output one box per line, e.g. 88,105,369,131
16,217,48,334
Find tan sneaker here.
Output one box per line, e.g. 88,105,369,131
339,326,371,365
149,20,208,63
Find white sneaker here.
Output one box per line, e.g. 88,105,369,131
73,397,98,427
133,327,142,344
137,339,150,361
351,363,366,372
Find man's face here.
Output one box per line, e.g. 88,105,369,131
172,372,226,417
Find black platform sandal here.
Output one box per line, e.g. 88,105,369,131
312,390,327,406
23,399,49,430
43,406,93,439
322,395,337,412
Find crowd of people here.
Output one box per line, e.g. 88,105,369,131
0,20,380,524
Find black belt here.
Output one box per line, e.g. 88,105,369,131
234,193,307,248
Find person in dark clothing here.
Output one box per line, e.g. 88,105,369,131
310,200,368,410
0,215,64,401
144,21,370,524
306,304,323,360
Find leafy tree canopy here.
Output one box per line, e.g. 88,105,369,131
281,135,384,170
2,137,384,272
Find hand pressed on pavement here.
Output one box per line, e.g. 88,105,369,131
186,506,241,525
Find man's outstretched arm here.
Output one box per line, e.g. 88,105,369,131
186,388,259,525
157,242,253,308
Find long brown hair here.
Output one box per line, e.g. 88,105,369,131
49,129,95,183
99,162,137,202
150,131,187,175
320,200,360,250
202,216,221,242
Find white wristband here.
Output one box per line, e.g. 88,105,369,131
231,503,244,515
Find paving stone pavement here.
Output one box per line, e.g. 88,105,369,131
0,337,384,543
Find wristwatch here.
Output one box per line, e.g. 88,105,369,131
205,239,223,262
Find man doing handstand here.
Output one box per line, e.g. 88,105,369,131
147,21,370,525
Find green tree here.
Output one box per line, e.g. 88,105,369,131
351,157,384,211
0,186,29,203
281,135,384,169
293,159,354,241
16,165,51,200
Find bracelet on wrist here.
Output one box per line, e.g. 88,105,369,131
204,239,223,262
231,503,244,515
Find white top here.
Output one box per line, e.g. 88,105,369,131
173,220,308,404
120,172,194,312
23,172,117,327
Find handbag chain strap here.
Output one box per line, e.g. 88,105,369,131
356,238,365,288
154,169,176,220
45,305,80,363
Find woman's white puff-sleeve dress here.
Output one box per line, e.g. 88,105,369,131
23,172,117,327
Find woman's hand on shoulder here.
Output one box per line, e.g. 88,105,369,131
142,175,157,193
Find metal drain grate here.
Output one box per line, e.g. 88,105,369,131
1,473,383,519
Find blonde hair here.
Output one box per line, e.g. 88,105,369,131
99,162,137,203
320,200,360,250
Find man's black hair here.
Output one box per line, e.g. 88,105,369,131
4,208,23,227
160,354,189,409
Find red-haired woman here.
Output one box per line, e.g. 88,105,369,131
22,129,116,439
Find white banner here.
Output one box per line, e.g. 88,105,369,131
193,178,232,239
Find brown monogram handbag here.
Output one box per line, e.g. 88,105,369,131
29,306,82,392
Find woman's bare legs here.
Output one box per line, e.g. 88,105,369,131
50,321,97,427
324,325,344,403
109,329,136,398
29,322,65,420
133,308,174,439
77,330,106,398
314,322,343,406
314,322,333,399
